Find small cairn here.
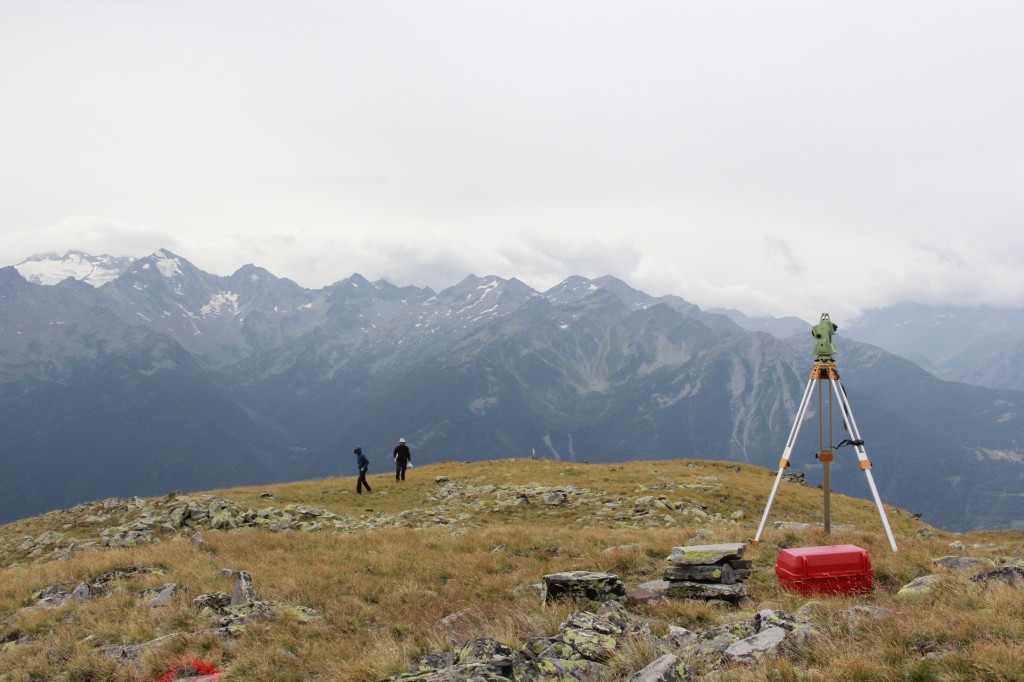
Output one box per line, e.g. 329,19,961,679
664,543,751,604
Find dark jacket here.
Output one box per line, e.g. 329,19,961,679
393,443,411,464
356,452,369,471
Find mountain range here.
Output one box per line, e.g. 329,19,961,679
2,250,1023,531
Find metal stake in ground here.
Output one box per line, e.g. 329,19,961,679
751,313,898,551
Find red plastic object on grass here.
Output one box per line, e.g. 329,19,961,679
154,658,223,682
775,544,873,596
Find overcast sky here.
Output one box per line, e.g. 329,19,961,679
2,1,1022,321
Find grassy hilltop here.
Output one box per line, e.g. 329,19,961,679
2,458,1024,680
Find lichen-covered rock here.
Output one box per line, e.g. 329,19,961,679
837,605,893,627
597,599,649,636
542,571,626,604
539,640,581,660
673,619,756,655
896,574,942,599
453,637,516,677
209,510,237,530
624,653,691,682
723,626,791,663
971,565,1024,586
415,652,456,671
220,568,257,606
933,556,995,573
673,610,820,665
521,637,556,658
193,592,231,611
168,506,190,528
518,657,613,681
663,562,750,585
138,582,178,607
668,543,745,566
560,628,618,662
665,581,746,603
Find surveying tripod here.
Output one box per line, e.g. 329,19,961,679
752,313,898,551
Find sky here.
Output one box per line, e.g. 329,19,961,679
1,1,1022,321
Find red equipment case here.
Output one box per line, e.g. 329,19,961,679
775,544,873,596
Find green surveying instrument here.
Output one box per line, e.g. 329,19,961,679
752,313,898,551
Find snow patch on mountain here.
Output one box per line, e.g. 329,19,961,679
200,292,240,317
14,252,135,287
154,252,182,279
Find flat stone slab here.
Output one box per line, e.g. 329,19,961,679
664,563,751,585
627,580,669,606
542,571,626,604
932,556,995,572
665,580,747,603
668,543,746,566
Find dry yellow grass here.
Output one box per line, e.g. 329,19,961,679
1,458,1022,680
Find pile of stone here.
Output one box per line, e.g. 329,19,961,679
192,568,322,637
376,596,823,681
663,542,752,604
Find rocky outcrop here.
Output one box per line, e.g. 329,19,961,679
9,564,319,664
1,476,758,569
192,568,321,637
668,608,821,668
30,565,167,608
378,600,648,681
376,594,825,682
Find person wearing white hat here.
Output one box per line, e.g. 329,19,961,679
393,438,412,481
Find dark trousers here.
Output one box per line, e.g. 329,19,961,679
396,460,407,480
357,467,371,493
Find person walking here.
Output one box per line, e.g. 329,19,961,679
393,438,412,481
354,447,372,494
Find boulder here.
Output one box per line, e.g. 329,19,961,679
140,583,178,607
971,566,1024,586
220,569,257,606
453,637,516,677
932,556,995,573
723,626,790,663
597,599,649,636
193,592,232,612
542,571,625,604
896,574,942,600
559,611,621,661
837,605,893,627
627,580,669,605
672,620,756,655
624,654,691,682
515,657,613,681
719,610,819,664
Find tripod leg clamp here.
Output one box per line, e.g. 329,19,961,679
859,460,872,470
779,458,790,468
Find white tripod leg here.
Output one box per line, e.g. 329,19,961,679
753,374,816,544
830,377,898,551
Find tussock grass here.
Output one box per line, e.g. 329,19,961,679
1,459,1023,680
